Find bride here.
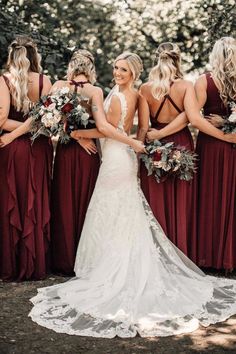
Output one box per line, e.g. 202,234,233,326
29,52,236,338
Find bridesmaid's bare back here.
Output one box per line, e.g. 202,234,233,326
141,80,190,123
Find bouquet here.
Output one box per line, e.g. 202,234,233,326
140,139,197,183
29,87,92,144
221,102,236,134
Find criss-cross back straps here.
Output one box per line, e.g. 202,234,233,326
153,82,182,121
70,80,90,93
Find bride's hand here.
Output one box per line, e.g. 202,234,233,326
0,133,15,147
77,138,98,155
131,139,146,153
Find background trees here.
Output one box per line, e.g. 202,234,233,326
0,0,235,87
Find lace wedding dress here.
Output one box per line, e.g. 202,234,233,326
29,87,236,338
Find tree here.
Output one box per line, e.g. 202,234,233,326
0,0,235,87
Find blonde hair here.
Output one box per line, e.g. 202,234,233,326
67,49,96,83
210,37,236,105
149,42,184,100
6,36,42,113
114,52,143,82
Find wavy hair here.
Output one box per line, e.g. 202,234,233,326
67,49,96,84
210,37,236,105
149,42,184,100
6,36,42,113
114,52,143,82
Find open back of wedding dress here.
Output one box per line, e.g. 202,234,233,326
29,87,236,338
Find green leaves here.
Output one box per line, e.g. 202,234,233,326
0,0,235,87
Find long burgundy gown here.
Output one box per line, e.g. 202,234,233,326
0,74,53,281
196,73,236,270
140,93,197,261
51,81,100,275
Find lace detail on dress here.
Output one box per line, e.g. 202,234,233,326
29,87,236,338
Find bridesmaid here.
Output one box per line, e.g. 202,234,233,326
50,50,100,275
0,36,53,281
138,42,236,261
195,37,236,270
50,50,144,275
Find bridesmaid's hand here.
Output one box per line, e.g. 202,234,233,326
77,138,97,155
0,133,15,147
205,114,224,127
146,128,163,142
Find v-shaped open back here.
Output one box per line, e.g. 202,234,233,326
151,82,182,127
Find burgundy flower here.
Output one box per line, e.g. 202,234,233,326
153,151,162,161
44,98,52,107
61,102,73,113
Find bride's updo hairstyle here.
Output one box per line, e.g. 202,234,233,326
67,49,96,84
149,42,184,100
6,35,42,113
114,52,143,82
210,37,236,105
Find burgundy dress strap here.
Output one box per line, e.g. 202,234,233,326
70,80,89,93
154,96,168,120
166,95,182,113
39,73,44,97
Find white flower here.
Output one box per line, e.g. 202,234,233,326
228,112,236,123
60,87,70,95
81,112,89,121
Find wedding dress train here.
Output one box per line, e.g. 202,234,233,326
29,87,236,338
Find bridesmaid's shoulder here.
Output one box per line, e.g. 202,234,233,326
194,74,207,90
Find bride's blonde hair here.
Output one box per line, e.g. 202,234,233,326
67,49,96,84
114,52,143,82
210,37,236,105
149,42,184,100
6,36,42,113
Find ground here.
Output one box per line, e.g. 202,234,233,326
1,274,236,354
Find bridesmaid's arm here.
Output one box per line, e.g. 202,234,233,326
0,76,10,128
0,75,52,147
184,82,236,143
1,119,22,131
0,118,32,147
146,112,188,141
195,75,225,127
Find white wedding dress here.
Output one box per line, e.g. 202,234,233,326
29,87,236,338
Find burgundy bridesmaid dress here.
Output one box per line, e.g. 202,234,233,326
51,81,100,275
196,73,236,270
140,93,197,260
0,74,53,281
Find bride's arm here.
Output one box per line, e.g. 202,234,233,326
72,88,145,152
